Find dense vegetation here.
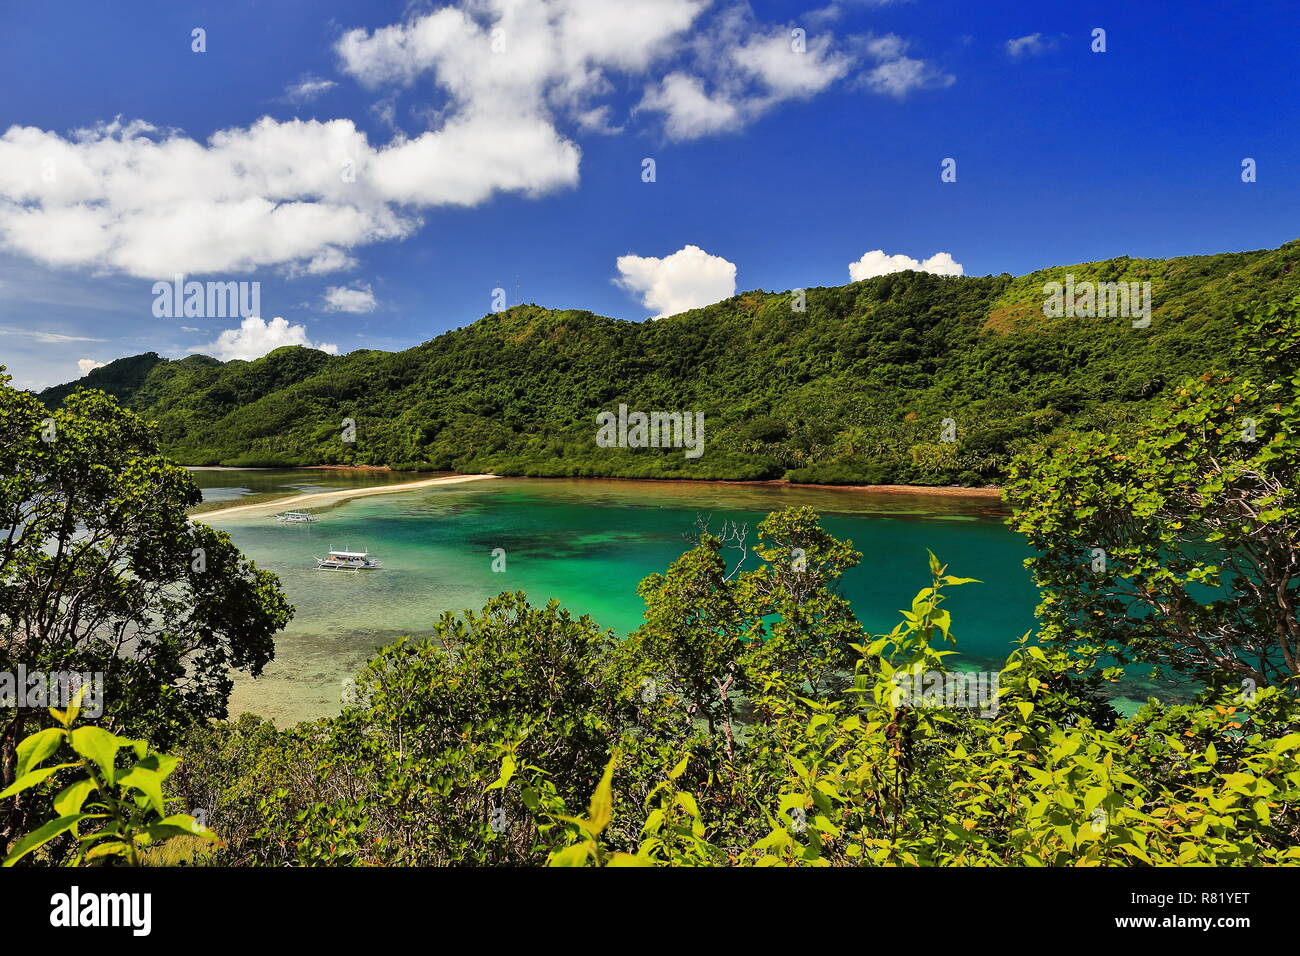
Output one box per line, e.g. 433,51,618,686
1006,297,1300,690
134,311,1300,866
39,239,1300,485
12,521,1296,867
4,282,1298,868
0,373,292,849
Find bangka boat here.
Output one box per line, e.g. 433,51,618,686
276,511,317,523
315,549,383,571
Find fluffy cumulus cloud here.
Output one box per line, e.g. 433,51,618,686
191,316,338,362
287,247,358,277
0,117,420,279
337,0,715,150
0,107,598,278
848,249,964,280
639,8,854,140
0,2,955,280
77,358,106,375
616,244,737,318
323,282,377,313
640,73,744,140
335,0,707,90
0,1,707,279
642,16,953,138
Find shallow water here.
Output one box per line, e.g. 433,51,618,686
193,472,1168,725
186,466,437,502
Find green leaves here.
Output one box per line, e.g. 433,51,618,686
115,766,165,818
0,710,211,867
16,728,64,779
142,815,217,845
485,754,516,793
52,779,96,818
1005,303,1300,690
584,757,616,839
2,814,91,867
0,763,78,801
69,726,128,783
546,756,620,866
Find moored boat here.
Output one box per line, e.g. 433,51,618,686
315,549,382,571
276,511,317,523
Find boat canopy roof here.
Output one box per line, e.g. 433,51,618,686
328,550,370,558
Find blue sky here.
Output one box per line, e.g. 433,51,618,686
1,0,1297,390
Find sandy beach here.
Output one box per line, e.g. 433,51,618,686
198,473,501,521
193,471,1001,524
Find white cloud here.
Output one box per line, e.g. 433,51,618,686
192,316,338,362
0,111,588,278
615,244,737,318
574,105,623,134
285,247,358,277
732,27,854,97
323,282,377,313
335,0,710,156
0,326,104,343
284,75,337,103
640,73,744,139
858,34,954,97
77,358,106,375
640,17,950,139
1005,33,1063,59
639,11,853,141
0,2,949,279
863,58,951,96
341,1,859,146
863,34,909,61
848,250,964,281
0,118,408,278
335,1,707,92
812,0,909,18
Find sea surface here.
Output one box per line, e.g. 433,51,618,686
190,470,1177,724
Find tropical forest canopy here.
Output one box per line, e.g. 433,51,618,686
37,239,1300,484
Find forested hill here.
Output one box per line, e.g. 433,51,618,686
37,239,1300,485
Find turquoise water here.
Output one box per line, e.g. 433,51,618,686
194,473,1168,724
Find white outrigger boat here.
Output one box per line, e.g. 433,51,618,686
315,549,383,571
276,511,317,523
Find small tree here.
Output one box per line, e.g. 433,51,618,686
1,374,293,846
326,591,628,864
628,507,863,755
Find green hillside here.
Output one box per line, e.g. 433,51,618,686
38,239,1300,484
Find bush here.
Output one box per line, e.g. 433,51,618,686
785,461,898,485
158,509,1300,867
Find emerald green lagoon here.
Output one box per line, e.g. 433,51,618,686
192,470,1169,724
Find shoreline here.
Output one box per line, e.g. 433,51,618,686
190,468,1005,522
486,473,1003,496
607,476,1004,498
196,473,501,520
192,462,1004,497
